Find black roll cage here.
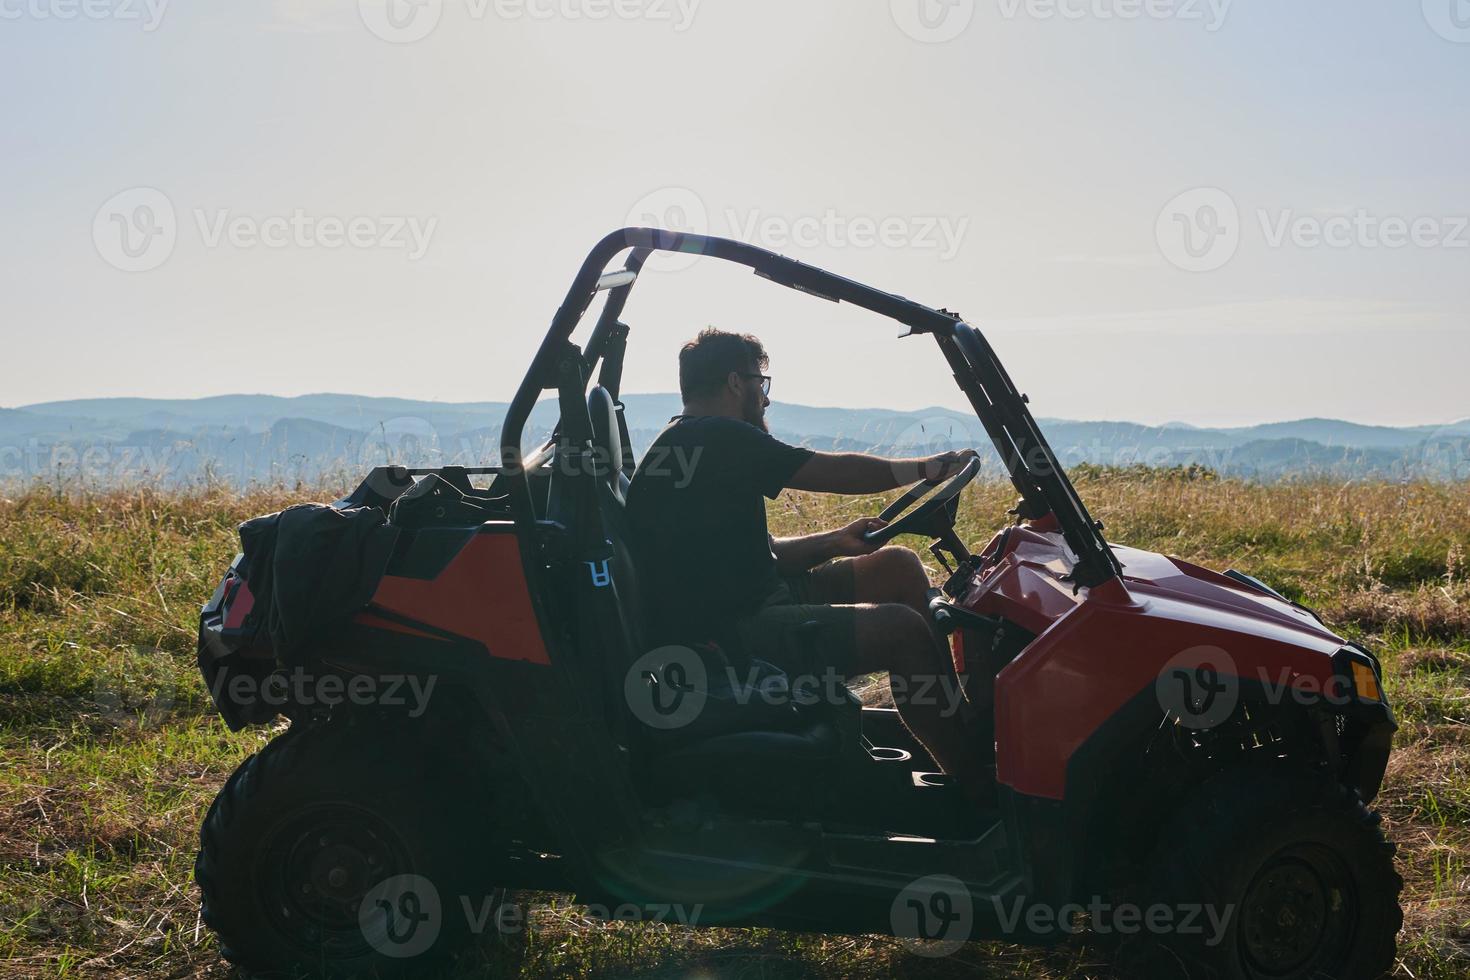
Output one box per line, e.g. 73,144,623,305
499,228,1121,588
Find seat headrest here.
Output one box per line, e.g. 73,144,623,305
587,385,623,477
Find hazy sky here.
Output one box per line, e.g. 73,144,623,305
3,0,1467,426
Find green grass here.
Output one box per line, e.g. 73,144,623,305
1,475,1468,977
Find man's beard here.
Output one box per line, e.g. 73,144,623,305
744,402,768,432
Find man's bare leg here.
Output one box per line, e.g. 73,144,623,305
848,602,989,794
849,546,933,620
842,548,997,795
849,547,981,713
850,547,968,666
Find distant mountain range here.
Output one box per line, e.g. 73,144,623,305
2,393,1468,486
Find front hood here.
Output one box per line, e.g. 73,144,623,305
1109,544,1345,650
967,528,1344,655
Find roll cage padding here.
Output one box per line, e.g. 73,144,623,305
500,228,1121,588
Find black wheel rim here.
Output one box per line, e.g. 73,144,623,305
1239,843,1356,978
258,803,413,958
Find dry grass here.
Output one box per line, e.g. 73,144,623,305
1,473,1468,977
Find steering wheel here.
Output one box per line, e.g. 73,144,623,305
863,456,981,546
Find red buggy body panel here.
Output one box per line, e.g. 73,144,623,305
364,531,551,666
963,528,1347,800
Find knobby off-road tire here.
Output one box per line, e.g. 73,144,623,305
1133,765,1401,980
195,712,519,978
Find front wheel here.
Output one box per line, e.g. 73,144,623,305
1134,766,1401,980
195,712,518,977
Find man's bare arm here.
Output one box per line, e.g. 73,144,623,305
787,449,977,495
770,518,886,573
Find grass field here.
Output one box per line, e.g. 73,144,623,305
1,473,1468,978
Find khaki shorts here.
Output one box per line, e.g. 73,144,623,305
731,558,861,678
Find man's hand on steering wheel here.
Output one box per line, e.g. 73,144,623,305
830,516,889,557
920,448,979,482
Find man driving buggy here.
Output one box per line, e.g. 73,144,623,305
626,329,989,798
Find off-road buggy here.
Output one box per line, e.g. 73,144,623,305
195,229,1400,979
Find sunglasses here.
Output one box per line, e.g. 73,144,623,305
740,373,772,397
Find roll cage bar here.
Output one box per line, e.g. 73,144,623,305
499,228,1122,588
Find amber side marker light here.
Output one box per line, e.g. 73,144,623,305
1351,660,1382,702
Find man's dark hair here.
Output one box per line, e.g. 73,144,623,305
678,328,768,401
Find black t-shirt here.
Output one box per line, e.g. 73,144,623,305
625,415,814,645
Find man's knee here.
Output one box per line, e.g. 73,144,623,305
873,546,925,580
858,547,930,601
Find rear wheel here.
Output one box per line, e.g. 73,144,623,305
1132,766,1400,980
196,712,517,977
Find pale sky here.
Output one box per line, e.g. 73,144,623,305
2,0,1467,426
